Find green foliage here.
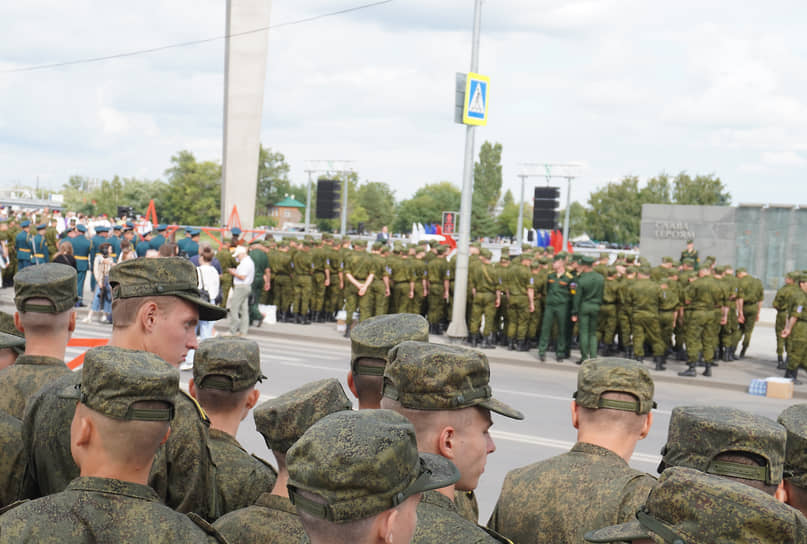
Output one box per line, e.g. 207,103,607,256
254,215,278,228
61,175,165,218
672,172,731,205
255,146,292,217
471,141,503,238
159,150,221,225
356,181,396,232
558,201,588,238
393,182,461,234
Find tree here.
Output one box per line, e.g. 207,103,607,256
585,176,644,244
393,182,461,234
672,172,731,205
255,145,292,217
160,150,221,225
641,173,672,204
356,181,396,232
472,141,503,238
558,201,589,239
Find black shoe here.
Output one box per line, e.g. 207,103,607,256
703,363,712,377
792,368,803,386
538,352,546,362
343,324,351,338
556,353,567,362
575,358,584,365
482,335,496,349
676,349,687,361
471,333,480,348
625,346,634,359
777,356,786,370
636,356,644,363
739,346,747,359
678,366,697,377
654,356,666,371
507,338,515,351
518,340,530,352
722,349,730,362
729,347,739,361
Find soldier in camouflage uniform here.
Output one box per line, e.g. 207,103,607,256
526,258,547,349
380,342,521,543
21,258,227,521
410,245,429,315
616,260,636,358
598,267,619,354
469,249,501,349
679,267,726,377
657,269,679,358
489,358,656,544
584,466,807,544
782,273,807,384
426,245,451,334
778,404,807,516
367,242,391,317
626,265,666,369
291,240,315,324
343,240,374,336
773,272,799,369
213,378,352,542
267,242,293,322
347,313,429,409
504,253,535,351
0,346,228,543
309,239,330,322
657,406,786,496
737,266,764,359
216,240,237,308
189,336,277,515
287,409,460,544
0,263,77,419
0,407,24,509
248,241,270,327
0,312,25,370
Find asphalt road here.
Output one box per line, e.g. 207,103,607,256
63,318,801,523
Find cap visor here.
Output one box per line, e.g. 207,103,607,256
0,331,25,350
584,520,648,543
57,382,82,401
409,453,461,496
480,398,525,420
174,292,228,321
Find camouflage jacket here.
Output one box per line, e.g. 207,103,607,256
22,373,219,521
487,442,655,544
0,410,23,508
208,428,277,516
0,355,69,419
0,477,227,543
213,492,306,543
413,489,509,543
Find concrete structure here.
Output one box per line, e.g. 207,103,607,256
640,203,807,294
268,197,304,230
221,0,272,230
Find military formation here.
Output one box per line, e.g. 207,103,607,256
0,249,804,542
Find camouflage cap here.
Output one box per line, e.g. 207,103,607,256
62,346,177,421
193,336,266,392
14,263,77,313
480,249,492,259
636,264,651,275
109,257,227,321
350,314,429,376
287,409,460,523
0,311,25,353
777,404,807,488
659,406,785,485
584,467,807,544
383,341,524,419
661,256,673,264
581,255,595,266
0,330,25,351
254,378,352,453
625,255,636,263
574,358,656,415
736,267,747,275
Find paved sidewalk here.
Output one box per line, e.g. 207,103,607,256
2,285,802,400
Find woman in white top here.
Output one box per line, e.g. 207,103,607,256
85,242,114,323
181,245,221,371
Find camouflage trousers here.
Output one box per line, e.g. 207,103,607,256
598,304,617,345
391,282,411,314
776,311,790,357
787,321,807,371
686,309,718,363
469,291,497,335
632,310,665,357
311,272,327,312
292,275,313,316
739,303,759,349
272,275,292,314
506,295,529,341
427,282,447,325
658,310,675,350
369,278,389,317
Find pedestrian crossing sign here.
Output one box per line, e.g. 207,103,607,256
462,72,489,126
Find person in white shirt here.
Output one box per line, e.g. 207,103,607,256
228,246,254,336
180,246,222,371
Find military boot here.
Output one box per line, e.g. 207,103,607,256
518,339,530,352
777,355,786,370
702,363,712,377
739,345,748,359
788,368,803,385
654,356,666,371
471,333,481,348
507,337,516,351
482,334,496,349
625,346,634,359
678,364,697,377
343,323,351,338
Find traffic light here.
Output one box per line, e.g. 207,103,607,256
316,179,341,219
533,186,560,230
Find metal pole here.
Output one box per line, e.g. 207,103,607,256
562,176,572,250
340,172,348,236
304,170,313,233
516,174,526,247
447,0,482,340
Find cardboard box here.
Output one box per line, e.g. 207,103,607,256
766,378,794,400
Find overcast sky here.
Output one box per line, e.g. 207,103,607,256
2,0,806,209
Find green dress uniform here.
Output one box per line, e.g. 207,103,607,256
32,231,49,265
626,277,665,360
737,272,764,356
506,262,534,349
0,477,226,543
207,428,277,516
0,410,24,508
212,492,306,543
488,442,654,544
572,270,604,362
21,374,220,522
0,355,69,419
680,248,699,270
537,269,575,360
413,490,511,544
69,231,91,305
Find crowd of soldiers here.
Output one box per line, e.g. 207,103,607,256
0,258,805,543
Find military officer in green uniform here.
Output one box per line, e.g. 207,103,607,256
627,265,666,370
381,342,522,543
343,240,373,336
737,266,764,359
0,346,229,543
287,409,460,544
489,358,656,544
216,240,237,308
572,256,604,364
213,378,352,542
537,255,576,362
189,336,276,515
679,267,726,377
68,224,91,306
426,245,451,334
504,252,535,351
0,263,76,419
781,273,807,384
14,220,33,271
773,272,799,369
469,249,501,349
680,238,699,270
20,258,227,521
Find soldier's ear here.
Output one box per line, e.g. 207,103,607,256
13,312,23,334
570,401,580,430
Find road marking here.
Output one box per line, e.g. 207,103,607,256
262,355,303,363
275,361,344,373
495,388,672,415
490,429,661,465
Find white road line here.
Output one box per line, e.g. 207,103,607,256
495,388,672,416
490,429,661,465
275,361,344,373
